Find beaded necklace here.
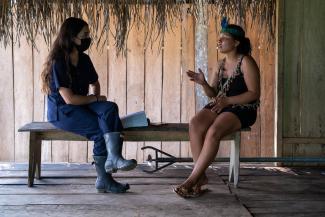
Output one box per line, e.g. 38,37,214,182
216,56,260,110
217,56,243,97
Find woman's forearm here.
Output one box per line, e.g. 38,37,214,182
202,83,217,98
67,94,97,105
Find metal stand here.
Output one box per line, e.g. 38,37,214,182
141,146,325,173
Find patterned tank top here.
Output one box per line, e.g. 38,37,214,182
216,55,259,110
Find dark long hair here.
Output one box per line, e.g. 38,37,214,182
226,24,252,55
41,17,88,94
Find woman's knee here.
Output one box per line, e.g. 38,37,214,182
189,115,205,132
189,115,200,127
190,111,214,132
206,126,223,141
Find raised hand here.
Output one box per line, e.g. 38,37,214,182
186,68,207,86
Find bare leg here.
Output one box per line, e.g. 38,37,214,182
189,109,217,161
179,112,241,189
189,109,217,187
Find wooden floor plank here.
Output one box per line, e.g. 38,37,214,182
247,201,325,213
220,166,325,217
0,177,224,185
0,164,252,216
0,177,224,187
0,203,251,217
235,193,325,201
0,164,220,178
254,213,325,217
0,184,230,195
1,164,325,217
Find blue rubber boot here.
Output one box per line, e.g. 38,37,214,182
104,132,137,173
93,155,130,193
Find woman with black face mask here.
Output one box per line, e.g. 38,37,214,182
41,17,137,193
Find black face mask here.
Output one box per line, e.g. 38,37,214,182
75,37,91,52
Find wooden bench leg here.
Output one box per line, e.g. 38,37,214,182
229,132,241,188
28,133,36,187
28,133,42,187
35,138,42,180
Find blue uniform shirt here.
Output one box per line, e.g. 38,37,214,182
47,53,98,121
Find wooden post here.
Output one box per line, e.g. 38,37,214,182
275,0,285,165
194,0,209,111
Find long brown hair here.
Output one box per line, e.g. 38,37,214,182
41,17,88,94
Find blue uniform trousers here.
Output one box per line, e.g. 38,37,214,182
50,101,123,156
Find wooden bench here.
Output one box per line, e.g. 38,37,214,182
18,122,250,187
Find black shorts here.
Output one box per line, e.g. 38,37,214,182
204,103,257,129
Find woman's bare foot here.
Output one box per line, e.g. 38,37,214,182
173,179,197,198
173,184,206,198
173,175,209,198
193,174,208,192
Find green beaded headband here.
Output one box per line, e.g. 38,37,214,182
221,27,245,38
220,17,245,38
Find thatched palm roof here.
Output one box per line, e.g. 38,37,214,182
0,0,275,54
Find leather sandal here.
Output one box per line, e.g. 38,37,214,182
173,186,206,199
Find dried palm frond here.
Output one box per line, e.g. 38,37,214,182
0,0,13,48
0,0,276,54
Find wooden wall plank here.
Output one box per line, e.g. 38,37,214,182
126,19,145,162
69,139,87,163
89,47,108,95
300,0,325,138
107,44,127,116
0,42,15,161
143,10,163,160
208,14,219,82
68,141,87,163
260,44,275,157
291,0,325,164
108,24,127,160
275,0,285,160
281,0,304,162
240,15,262,157
181,7,195,158
282,0,303,138
33,39,46,122
33,35,52,162
51,141,69,163
162,18,182,157
13,36,33,162
87,141,94,163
